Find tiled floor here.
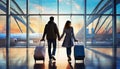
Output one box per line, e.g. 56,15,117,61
0,47,119,69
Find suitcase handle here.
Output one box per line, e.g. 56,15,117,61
74,41,84,45
39,41,45,46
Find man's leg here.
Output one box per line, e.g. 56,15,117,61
52,39,56,55
47,40,52,60
52,39,56,60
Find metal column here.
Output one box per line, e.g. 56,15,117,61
112,0,117,68
6,0,10,69
26,0,29,69
84,0,87,47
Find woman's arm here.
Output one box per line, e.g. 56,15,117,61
60,29,65,40
71,27,78,42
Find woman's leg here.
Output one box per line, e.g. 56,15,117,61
66,47,72,61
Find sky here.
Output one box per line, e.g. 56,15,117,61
0,0,120,35
29,0,84,14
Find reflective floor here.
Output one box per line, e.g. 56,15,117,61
0,47,119,69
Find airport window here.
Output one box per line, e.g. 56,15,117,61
29,0,57,14
0,0,6,14
10,16,27,47
86,15,113,46
0,15,6,68
10,0,26,14
0,0,119,47
117,16,120,46
0,0,120,68
0,16,6,46
87,0,112,14
117,2,120,14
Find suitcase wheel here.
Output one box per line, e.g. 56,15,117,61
34,58,45,63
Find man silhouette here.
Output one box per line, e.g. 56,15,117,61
41,16,60,61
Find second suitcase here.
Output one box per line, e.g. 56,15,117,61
74,44,85,61
34,41,45,62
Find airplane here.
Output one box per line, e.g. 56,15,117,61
0,33,43,47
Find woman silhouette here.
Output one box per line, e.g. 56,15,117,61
59,20,78,61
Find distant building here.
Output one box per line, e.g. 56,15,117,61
91,28,95,37
86,28,89,35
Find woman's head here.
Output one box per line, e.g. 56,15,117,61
64,20,71,29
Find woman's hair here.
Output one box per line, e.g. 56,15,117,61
64,20,71,29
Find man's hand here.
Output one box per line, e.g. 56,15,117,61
40,39,45,41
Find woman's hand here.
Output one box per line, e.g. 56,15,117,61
75,39,78,42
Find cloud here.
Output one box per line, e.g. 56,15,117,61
34,4,45,12
59,0,63,2
33,4,57,14
66,2,71,5
59,0,81,10
59,0,71,5
73,1,81,10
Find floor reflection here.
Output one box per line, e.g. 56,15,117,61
74,62,85,69
66,62,73,69
0,47,119,69
66,62,85,69
48,62,57,69
34,63,45,69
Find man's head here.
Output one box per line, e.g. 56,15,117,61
50,16,54,21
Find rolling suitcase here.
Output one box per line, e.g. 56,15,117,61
34,41,45,62
74,42,85,62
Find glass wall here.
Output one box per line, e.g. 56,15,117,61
87,0,112,14
86,15,113,46
0,0,119,69
0,0,6,14
116,0,120,68
29,0,57,14
72,16,84,42
10,0,28,68
59,0,84,14
8,16,27,69
116,1,120,14
10,0,26,14
117,16,120,69
85,0,115,67
0,16,6,69
0,1,7,69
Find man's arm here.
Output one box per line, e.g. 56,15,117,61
41,25,47,41
60,29,65,40
55,24,60,39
